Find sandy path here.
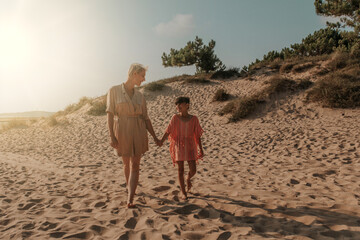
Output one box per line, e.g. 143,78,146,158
0,77,359,239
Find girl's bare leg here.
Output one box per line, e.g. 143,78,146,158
127,156,141,207
186,160,196,192
121,156,130,186
177,161,187,200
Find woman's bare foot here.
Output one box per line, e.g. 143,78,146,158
186,177,192,192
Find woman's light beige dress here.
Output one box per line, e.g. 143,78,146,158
106,83,149,157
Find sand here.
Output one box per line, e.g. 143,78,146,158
0,70,360,239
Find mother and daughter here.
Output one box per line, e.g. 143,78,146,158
106,63,204,208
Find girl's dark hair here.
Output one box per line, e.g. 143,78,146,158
175,96,190,105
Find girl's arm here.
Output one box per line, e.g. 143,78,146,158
145,119,160,145
197,137,204,158
159,132,170,146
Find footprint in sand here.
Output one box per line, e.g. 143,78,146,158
62,204,71,210
118,231,130,240
18,202,36,210
63,231,93,239
49,231,66,238
0,218,12,226
22,223,35,230
124,217,137,229
94,201,106,208
90,225,106,235
152,186,171,192
109,219,118,225
39,221,58,231
217,231,232,240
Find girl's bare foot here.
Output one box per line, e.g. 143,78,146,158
186,178,192,192
181,193,188,201
127,203,136,208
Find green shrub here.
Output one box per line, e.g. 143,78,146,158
210,67,240,79
307,71,360,108
144,82,165,91
212,89,230,102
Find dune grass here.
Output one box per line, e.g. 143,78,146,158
306,67,360,108
144,82,165,91
212,89,231,102
183,77,211,84
56,97,92,116
292,62,317,73
0,119,28,132
87,96,107,116
47,115,70,127
219,75,312,122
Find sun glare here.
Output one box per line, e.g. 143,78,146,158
0,24,33,71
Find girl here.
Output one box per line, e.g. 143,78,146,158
159,97,204,200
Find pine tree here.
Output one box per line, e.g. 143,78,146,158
314,0,360,34
161,36,225,73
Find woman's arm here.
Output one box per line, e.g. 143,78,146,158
107,112,118,148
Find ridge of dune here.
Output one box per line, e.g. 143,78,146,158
0,64,359,239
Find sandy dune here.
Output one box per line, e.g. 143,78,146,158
0,71,359,239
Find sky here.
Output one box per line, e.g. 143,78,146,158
0,0,333,114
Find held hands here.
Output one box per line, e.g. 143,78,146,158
154,137,162,147
154,136,166,147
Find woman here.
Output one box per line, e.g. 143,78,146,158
106,63,159,208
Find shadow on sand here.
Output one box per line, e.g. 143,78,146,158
138,192,360,239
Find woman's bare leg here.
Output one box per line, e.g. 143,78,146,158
127,156,141,206
121,156,130,186
177,161,187,199
186,160,196,192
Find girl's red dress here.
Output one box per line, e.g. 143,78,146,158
166,114,203,165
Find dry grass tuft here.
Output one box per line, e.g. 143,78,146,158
144,82,165,91
87,96,107,116
219,75,311,122
292,62,317,73
0,119,28,132
183,78,211,84
307,68,360,108
212,89,231,102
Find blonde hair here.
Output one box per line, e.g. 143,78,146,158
128,63,148,77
